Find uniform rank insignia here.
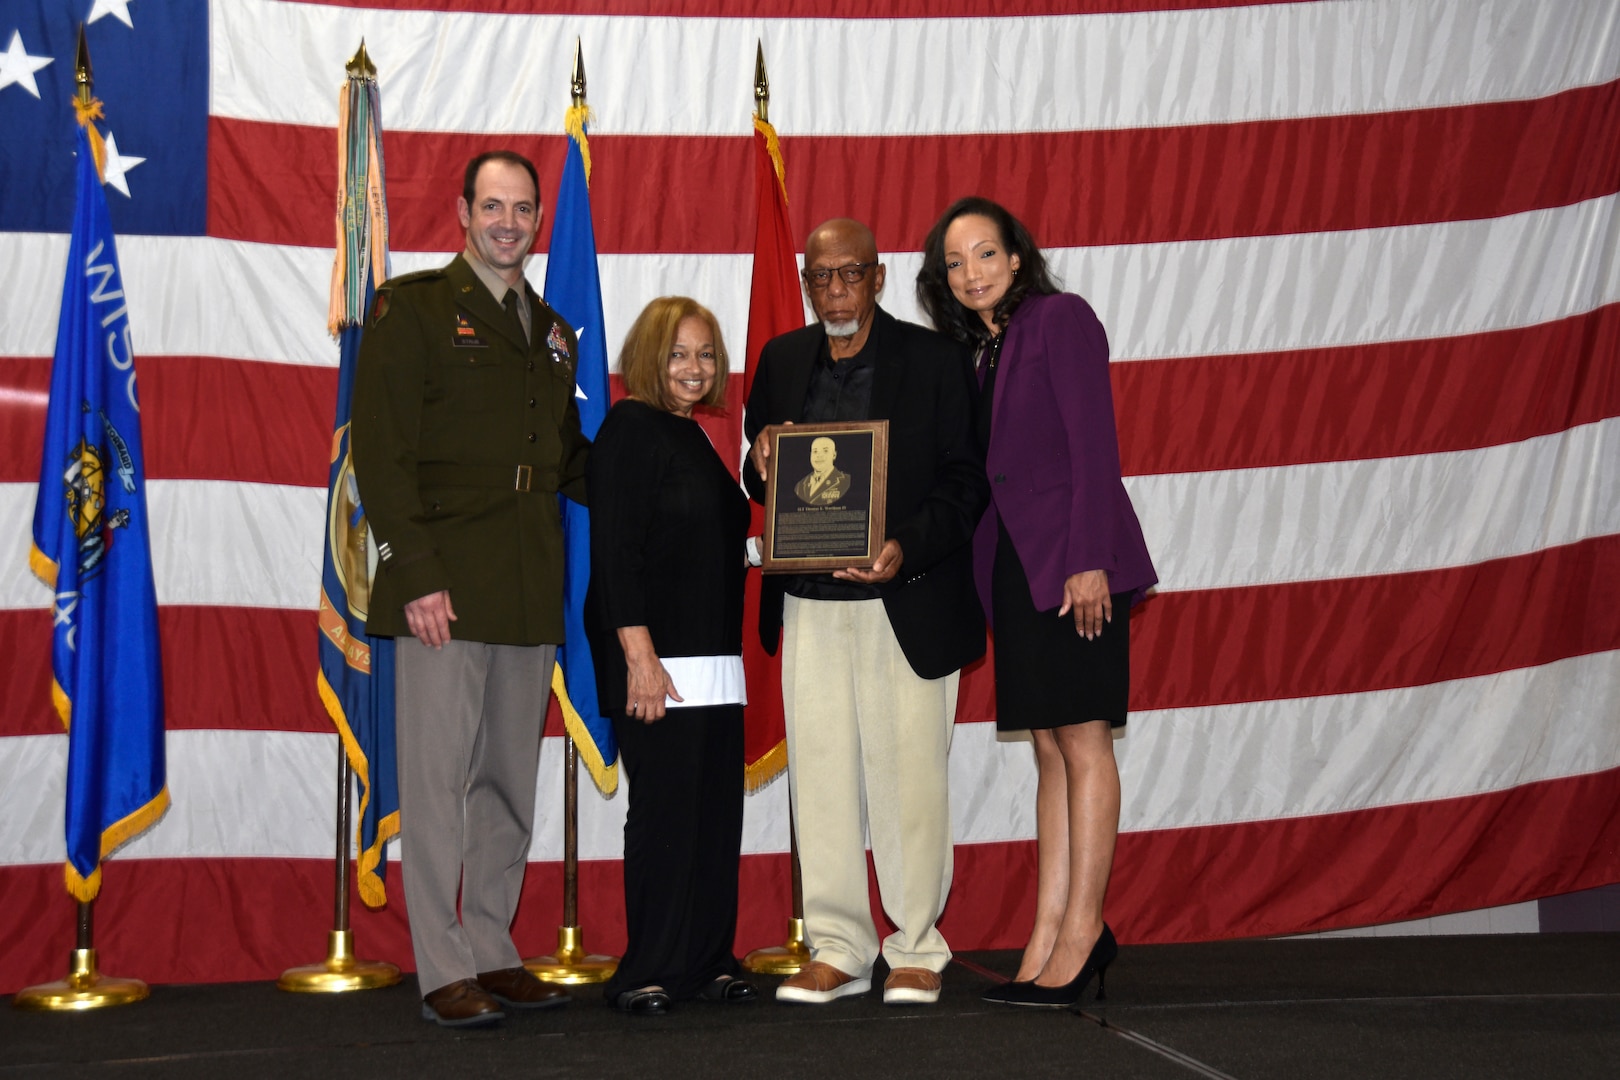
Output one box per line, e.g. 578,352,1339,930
547,322,571,358
453,312,488,348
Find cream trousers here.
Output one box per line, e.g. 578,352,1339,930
782,594,959,977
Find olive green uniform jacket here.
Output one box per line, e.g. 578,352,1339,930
351,254,590,645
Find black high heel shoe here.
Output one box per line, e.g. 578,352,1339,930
997,924,1117,1008
982,979,1031,1003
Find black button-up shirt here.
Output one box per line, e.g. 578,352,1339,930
788,327,882,602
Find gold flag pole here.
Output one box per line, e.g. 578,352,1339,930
278,40,400,993
14,896,149,1011
742,40,810,978
526,39,616,985
278,739,400,991
14,27,149,1014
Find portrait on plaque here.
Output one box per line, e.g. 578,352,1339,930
762,420,888,573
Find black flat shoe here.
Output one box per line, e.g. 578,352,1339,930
999,925,1118,1009
982,979,1031,1004
612,986,671,1014
700,975,759,1003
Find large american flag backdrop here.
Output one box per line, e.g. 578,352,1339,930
2,0,1618,992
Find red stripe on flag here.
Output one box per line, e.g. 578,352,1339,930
3,765,1615,992
141,357,336,486
5,539,1615,739
1,607,328,737
206,81,1620,254
0,357,49,480
0,356,336,487
1131,536,1620,712
0,604,582,740
1109,766,1620,943
1117,302,1620,476
8,299,1614,487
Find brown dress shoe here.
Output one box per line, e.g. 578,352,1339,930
775,960,871,1004
421,978,505,1027
477,967,570,1009
883,966,942,1005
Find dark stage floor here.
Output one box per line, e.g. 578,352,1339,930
5,934,1618,1079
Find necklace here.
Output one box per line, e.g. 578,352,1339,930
982,332,1006,371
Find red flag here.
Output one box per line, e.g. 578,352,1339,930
740,117,802,790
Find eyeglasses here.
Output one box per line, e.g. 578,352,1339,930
801,262,876,289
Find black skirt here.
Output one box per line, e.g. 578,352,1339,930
991,518,1131,731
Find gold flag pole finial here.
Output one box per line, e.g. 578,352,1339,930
74,24,93,107
571,37,586,108
346,39,376,80
754,40,769,123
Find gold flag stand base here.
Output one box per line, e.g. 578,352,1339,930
526,925,617,985
743,917,811,976
13,949,148,1011
277,930,402,993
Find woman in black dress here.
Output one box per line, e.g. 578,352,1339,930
586,296,756,1013
918,199,1158,1008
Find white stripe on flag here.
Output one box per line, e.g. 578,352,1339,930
4,418,1617,609
6,191,1619,365
4,649,1615,863
210,0,1620,136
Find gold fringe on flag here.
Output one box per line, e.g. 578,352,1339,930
554,668,619,794
753,116,789,206
72,95,108,180
564,104,595,185
317,669,401,908
744,742,788,794
63,786,171,903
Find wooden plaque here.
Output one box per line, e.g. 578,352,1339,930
760,420,889,574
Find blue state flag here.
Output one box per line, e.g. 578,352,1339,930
544,118,617,792
316,75,398,908
318,295,399,909
30,122,168,902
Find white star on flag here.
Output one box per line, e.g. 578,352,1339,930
0,30,53,99
574,326,589,400
88,0,137,29
100,132,145,198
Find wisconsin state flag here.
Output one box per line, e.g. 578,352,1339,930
30,120,168,902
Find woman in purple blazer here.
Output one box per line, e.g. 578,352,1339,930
918,197,1157,1009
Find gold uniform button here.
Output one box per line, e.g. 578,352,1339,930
527,432,537,442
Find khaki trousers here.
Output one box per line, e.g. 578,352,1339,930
781,595,959,977
395,636,554,996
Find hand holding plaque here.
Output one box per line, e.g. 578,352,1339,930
760,420,888,573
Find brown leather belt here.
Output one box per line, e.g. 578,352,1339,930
418,463,556,492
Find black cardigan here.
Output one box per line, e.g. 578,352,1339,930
584,399,751,714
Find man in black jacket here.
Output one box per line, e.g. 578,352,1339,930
745,219,989,1006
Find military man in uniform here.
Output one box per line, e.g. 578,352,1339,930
352,150,589,1027
794,436,851,506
